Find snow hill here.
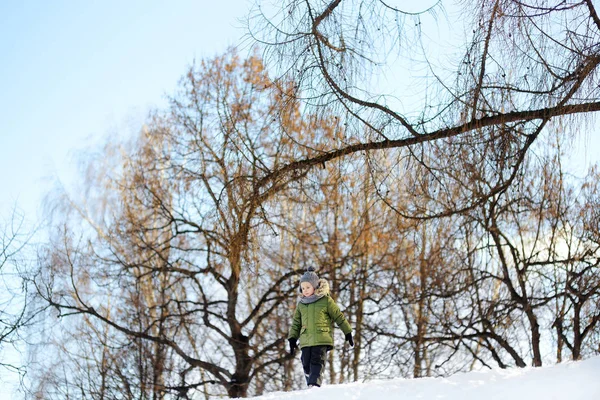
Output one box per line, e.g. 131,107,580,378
252,357,600,400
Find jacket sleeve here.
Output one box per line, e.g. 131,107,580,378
327,297,352,335
288,305,302,339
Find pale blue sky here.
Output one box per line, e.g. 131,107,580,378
0,0,252,220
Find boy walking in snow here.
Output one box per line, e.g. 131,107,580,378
288,267,353,388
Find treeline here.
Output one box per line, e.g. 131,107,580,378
3,0,600,398
25,51,600,399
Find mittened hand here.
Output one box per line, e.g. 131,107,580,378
345,332,354,347
288,338,298,355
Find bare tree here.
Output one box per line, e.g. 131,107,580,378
247,0,600,217
31,50,351,399
342,134,600,373
550,164,600,361
0,207,35,385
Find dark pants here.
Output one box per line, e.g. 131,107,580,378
301,345,328,387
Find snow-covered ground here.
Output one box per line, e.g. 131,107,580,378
252,357,600,400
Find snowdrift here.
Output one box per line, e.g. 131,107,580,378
252,356,600,400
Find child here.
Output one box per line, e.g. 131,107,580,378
288,267,353,388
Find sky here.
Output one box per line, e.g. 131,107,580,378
251,356,600,399
0,0,253,222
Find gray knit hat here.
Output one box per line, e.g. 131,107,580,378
299,267,320,291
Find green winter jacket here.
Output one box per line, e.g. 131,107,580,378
288,279,352,348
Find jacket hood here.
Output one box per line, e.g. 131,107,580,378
315,278,330,296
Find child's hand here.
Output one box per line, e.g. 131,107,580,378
288,338,298,355
345,333,354,347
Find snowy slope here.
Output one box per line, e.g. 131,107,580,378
252,357,600,400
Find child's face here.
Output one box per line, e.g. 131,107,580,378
301,282,315,297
